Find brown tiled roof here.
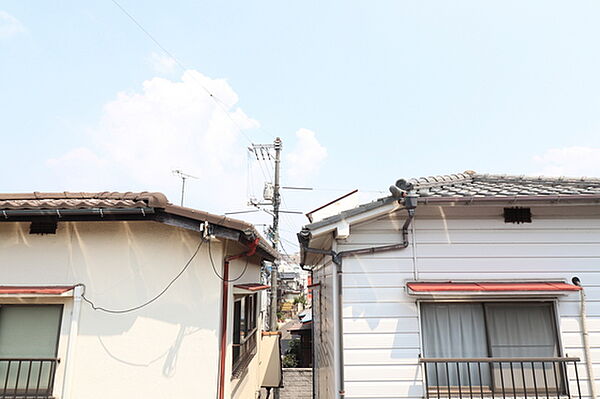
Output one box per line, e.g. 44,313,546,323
0,191,278,260
0,192,168,210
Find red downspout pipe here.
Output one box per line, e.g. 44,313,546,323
218,238,260,399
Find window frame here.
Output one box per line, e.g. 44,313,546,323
417,298,569,395
0,289,80,399
232,293,258,378
417,298,566,358
0,303,64,396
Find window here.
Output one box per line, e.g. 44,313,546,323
232,294,258,377
421,302,567,395
0,304,62,397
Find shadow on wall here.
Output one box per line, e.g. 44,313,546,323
343,212,414,332
65,221,222,332
0,221,225,376
96,324,204,377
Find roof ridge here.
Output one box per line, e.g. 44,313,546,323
0,191,170,208
409,172,474,189
473,173,600,186
402,171,600,191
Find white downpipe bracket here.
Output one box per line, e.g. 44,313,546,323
580,288,597,399
61,285,83,399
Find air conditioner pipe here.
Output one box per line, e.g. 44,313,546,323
298,198,416,399
217,237,260,399
572,277,597,399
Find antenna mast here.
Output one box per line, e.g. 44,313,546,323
172,170,198,206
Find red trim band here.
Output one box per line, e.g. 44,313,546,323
406,282,581,292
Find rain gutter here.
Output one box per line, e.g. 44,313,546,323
0,208,154,219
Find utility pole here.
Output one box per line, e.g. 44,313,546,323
249,138,282,399
248,138,283,333
271,137,282,399
270,137,282,333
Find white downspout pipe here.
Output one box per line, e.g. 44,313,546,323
578,285,597,399
61,285,83,399
332,255,344,399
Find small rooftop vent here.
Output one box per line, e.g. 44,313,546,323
503,207,531,224
29,221,58,235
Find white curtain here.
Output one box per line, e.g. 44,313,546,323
485,303,560,392
421,302,560,392
421,303,491,388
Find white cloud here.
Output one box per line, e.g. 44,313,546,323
48,70,260,213
149,52,178,74
532,146,600,177
0,11,25,39
285,128,327,182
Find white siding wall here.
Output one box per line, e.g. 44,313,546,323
313,257,337,399
333,205,600,399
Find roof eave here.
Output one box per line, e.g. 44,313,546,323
303,196,397,233
158,207,278,261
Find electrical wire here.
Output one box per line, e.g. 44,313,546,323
280,235,300,248
207,238,250,282
258,157,274,181
110,0,284,208
109,0,265,146
80,237,205,314
255,156,272,183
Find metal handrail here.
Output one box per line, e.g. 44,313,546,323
0,358,59,398
420,357,580,363
420,356,583,399
232,331,258,378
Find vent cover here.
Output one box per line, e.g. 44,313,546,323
29,221,58,235
503,207,532,224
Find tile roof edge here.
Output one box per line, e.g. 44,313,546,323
163,205,279,260
0,192,169,207
303,196,396,231
0,191,278,260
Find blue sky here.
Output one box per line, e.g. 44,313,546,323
2,1,600,253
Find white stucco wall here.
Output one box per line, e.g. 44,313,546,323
0,220,264,399
312,203,600,399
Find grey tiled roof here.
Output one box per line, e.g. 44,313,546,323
303,171,600,231
409,171,600,198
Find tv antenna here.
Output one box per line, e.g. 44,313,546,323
172,170,198,206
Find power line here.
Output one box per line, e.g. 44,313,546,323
283,186,386,193
280,235,300,248
207,234,250,282
109,0,258,145
80,237,204,314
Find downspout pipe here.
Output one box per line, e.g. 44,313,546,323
299,204,416,399
217,238,260,399
572,277,597,399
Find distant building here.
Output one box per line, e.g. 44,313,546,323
278,254,309,304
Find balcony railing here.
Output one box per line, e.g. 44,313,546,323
0,358,58,398
420,357,581,399
232,330,258,378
